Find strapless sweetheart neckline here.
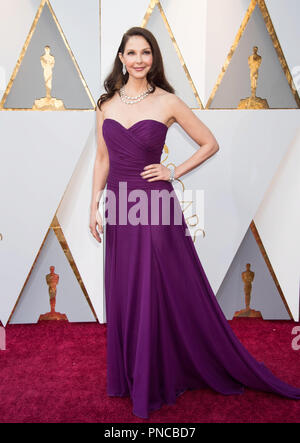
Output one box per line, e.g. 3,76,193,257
103,118,169,131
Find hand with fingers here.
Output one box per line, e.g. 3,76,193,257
140,163,176,182
89,208,103,243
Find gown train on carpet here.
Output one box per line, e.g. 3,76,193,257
102,117,300,419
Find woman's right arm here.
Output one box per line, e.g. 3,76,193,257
89,104,110,243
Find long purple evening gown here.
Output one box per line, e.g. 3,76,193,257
102,117,300,419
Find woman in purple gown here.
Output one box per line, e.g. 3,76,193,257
89,27,300,419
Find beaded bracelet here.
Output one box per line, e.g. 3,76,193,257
168,165,176,182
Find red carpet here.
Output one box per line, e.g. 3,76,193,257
0,319,300,423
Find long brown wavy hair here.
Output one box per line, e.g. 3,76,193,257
97,27,175,110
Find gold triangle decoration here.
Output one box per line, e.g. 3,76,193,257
206,0,300,109
51,215,98,320
250,220,293,320
0,0,95,110
161,148,205,243
8,213,98,324
142,0,203,109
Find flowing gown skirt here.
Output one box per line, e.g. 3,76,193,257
102,118,300,419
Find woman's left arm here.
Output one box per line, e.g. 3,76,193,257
168,94,219,180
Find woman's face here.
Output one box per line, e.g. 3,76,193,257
119,36,153,79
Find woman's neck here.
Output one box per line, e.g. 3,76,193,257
123,77,150,96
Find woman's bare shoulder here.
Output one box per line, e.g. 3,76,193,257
99,91,119,116
152,88,180,126
155,87,180,105
154,86,173,97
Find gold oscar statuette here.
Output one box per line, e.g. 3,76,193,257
38,265,68,322
32,46,65,110
234,263,262,318
238,46,269,109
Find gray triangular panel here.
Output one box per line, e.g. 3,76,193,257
211,4,297,109
146,6,199,107
217,225,290,320
10,229,95,324
4,3,92,109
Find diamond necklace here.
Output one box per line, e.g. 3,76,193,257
120,84,154,104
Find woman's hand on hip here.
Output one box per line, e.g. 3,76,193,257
140,163,173,182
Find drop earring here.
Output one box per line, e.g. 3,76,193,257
122,63,127,75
